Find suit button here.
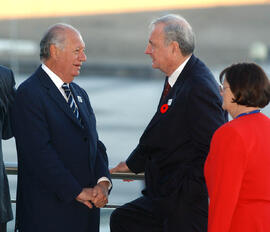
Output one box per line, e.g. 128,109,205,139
84,137,88,142
148,156,152,160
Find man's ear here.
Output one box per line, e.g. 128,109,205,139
171,41,180,54
50,44,59,59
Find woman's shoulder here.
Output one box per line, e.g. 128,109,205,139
213,117,246,140
214,113,270,139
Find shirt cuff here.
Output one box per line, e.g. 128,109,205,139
97,177,112,190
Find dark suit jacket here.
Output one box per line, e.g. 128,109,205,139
126,55,227,219
11,66,110,232
0,65,15,224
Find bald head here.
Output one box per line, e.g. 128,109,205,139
40,23,82,61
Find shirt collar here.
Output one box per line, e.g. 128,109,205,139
168,56,191,87
41,63,66,89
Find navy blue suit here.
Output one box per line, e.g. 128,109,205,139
110,55,227,232
12,66,110,232
0,65,15,229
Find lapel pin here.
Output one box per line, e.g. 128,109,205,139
77,96,83,103
167,99,173,106
160,104,169,114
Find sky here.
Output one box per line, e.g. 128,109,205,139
1,0,269,19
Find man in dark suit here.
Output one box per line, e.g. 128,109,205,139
11,23,111,232
110,14,227,232
0,65,15,232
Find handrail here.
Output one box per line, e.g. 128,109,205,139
5,162,18,175
4,162,145,180
5,162,145,208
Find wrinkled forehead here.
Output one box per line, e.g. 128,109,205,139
149,23,166,40
65,29,85,46
150,22,165,33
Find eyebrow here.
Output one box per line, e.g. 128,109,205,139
74,46,85,50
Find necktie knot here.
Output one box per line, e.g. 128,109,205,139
62,83,70,94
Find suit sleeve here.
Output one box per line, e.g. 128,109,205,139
12,85,82,203
205,126,247,232
94,140,111,182
126,144,146,173
80,88,111,182
2,68,16,139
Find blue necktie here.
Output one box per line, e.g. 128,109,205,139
62,83,81,121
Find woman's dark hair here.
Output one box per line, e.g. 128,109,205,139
219,62,270,108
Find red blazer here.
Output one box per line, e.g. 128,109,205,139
205,112,270,232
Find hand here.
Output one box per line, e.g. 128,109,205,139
76,188,95,209
110,161,133,182
110,161,131,173
91,182,109,208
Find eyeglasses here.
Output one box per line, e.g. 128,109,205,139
219,85,230,92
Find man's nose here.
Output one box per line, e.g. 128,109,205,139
144,44,151,54
80,52,87,62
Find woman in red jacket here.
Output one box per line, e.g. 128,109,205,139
205,63,270,232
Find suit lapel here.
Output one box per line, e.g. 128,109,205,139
143,55,197,134
37,66,82,128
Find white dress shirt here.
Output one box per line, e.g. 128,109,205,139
168,56,191,87
41,64,111,189
42,64,68,100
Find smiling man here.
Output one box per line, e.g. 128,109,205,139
11,24,111,232
110,14,227,232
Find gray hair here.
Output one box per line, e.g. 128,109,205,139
151,14,195,56
40,23,80,61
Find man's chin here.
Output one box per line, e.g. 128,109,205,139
152,63,158,69
73,71,80,77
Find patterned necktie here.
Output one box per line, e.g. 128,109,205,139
62,83,81,121
162,80,171,99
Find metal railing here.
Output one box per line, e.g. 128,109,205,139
5,162,144,208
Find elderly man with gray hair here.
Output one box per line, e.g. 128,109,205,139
12,23,111,232
110,14,227,232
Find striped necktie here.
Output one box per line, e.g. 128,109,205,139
62,83,81,121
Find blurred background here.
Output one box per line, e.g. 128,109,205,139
1,0,270,77
1,0,270,231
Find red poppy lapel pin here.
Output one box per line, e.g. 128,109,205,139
160,98,172,114
160,104,169,114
